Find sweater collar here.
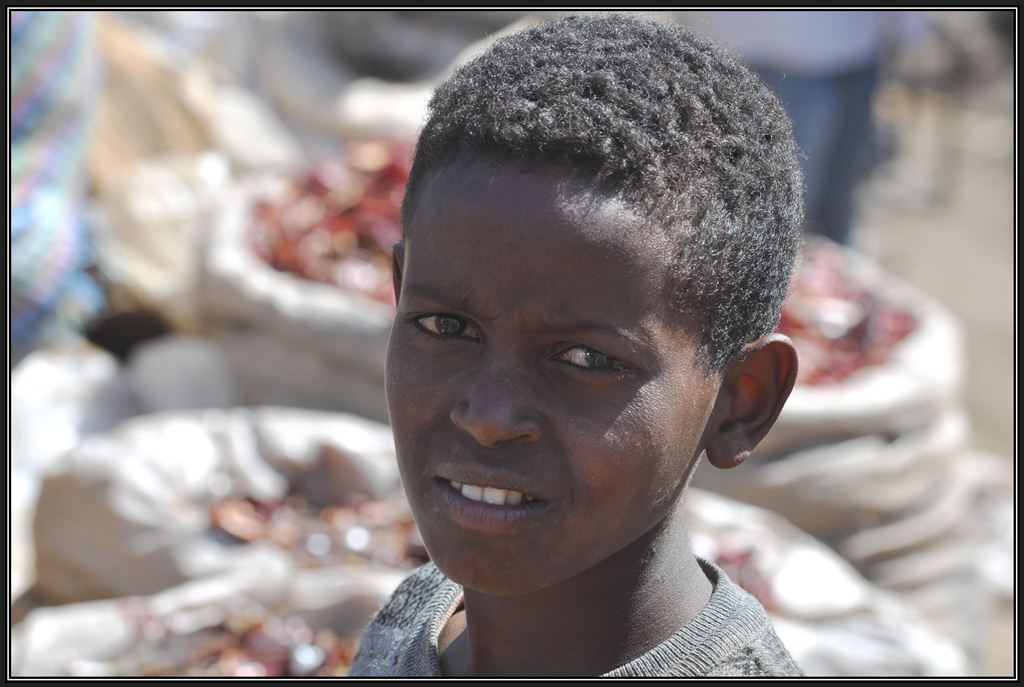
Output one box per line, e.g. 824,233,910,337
399,557,771,677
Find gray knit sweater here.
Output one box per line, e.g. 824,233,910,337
349,558,802,677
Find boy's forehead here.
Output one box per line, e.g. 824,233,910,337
402,153,704,347
408,153,673,262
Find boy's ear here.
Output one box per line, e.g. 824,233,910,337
391,240,405,301
704,333,798,470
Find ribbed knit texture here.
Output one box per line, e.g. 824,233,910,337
349,557,802,677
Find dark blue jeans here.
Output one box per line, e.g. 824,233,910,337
755,62,881,245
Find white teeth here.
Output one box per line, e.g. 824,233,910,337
482,487,505,505
456,482,529,506
461,484,484,501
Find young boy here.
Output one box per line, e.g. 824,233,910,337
350,13,803,677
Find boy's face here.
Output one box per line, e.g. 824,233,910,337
387,154,722,595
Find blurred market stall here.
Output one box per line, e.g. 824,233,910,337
10,10,1014,677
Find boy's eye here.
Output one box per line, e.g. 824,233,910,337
415,314,479,340
556,346,626,373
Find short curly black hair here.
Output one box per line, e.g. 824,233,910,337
402,13,804,372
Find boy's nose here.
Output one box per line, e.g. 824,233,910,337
450,400,541,448
449,364,542,449
450,356,542,447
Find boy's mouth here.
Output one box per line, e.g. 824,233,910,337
446,479,539,506
431,475,553,534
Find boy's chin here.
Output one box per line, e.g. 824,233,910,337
427,545,567,597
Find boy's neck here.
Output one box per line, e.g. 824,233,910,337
439,502,712,677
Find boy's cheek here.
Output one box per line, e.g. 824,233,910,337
386,338,453,400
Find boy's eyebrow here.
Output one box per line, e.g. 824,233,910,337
401,283,496,319
402,284,656,355
401,284,449,301
544,318,656,356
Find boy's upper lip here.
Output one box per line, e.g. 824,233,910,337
433,462,553,501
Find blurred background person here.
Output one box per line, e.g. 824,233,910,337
11,11,107,366
680,10,928,246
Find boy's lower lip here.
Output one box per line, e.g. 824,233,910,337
432,477,554,534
